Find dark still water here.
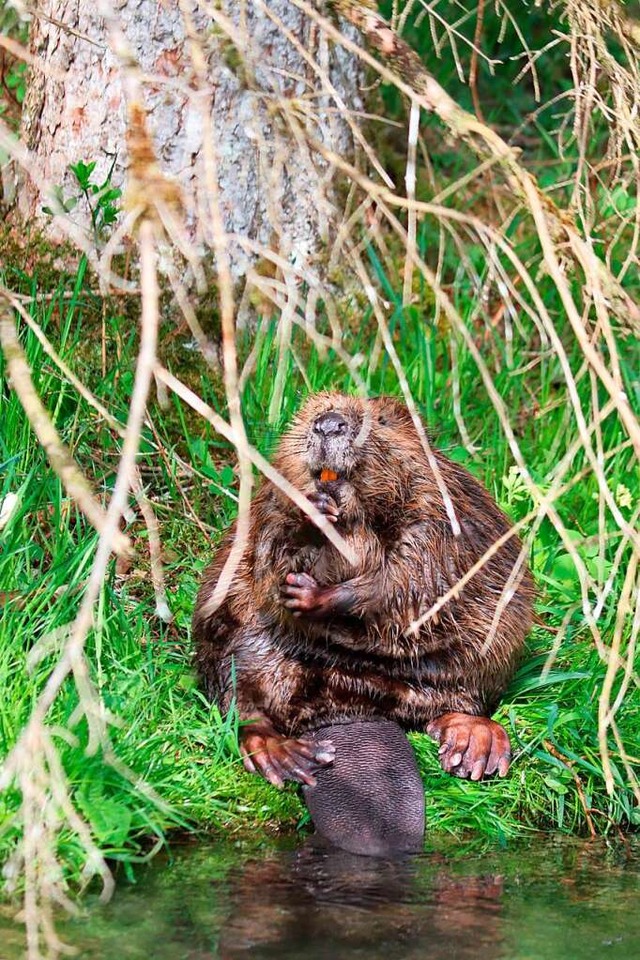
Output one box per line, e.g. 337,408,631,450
2,836,638,959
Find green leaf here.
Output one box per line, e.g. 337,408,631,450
446,445,473,464
220,465,235,487
549,553,580,584
545,777,568,795
76,784,133,847
70,160,97,188
100,188,122,203
604,185,636,216
507,669,590,698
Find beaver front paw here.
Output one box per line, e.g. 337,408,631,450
306,491,340,525
240,717,335,788
281,573,356,618
281,572,331,617
427,712,511,780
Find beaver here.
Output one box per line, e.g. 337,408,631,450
193,393,534,840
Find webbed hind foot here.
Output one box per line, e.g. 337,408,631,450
240,717,335,789
427,712,511,780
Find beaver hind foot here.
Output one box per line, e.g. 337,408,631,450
302,719,425,857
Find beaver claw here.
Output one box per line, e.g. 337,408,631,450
307,491,340,524
281,573,355,619
427,712,512,781
240,719,335,788
281,572,330,617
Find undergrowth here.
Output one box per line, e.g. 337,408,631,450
1,237,637,887
1,0,639,899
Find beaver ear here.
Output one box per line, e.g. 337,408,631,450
371,396,415,427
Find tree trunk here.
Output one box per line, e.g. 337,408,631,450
20,0,363,282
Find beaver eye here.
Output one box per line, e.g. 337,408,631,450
378,415,388,426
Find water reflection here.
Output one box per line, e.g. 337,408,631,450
219,839,505,959
1,836,637,959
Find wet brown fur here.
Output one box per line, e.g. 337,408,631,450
193,394,535,735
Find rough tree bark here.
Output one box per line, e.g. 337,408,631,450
20,0,363,281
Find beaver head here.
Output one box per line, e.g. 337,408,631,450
272,393,429,523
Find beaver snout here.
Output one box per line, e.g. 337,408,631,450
313,412,348,437
307,411,358,478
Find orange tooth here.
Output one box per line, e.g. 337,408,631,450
320,468,338,482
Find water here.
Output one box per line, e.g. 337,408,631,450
1,836,638,958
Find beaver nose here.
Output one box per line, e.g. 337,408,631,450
313,412,348,437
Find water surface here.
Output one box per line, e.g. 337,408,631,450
1,836,638,958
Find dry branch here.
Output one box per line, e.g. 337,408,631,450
154,364,358,568
319,0,640,336
0,296,131,557
1,217,161,959
2,1,639,953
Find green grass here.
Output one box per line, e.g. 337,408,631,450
0,228,637,887
1,0,639,893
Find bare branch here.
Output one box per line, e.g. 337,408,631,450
0,296,131,557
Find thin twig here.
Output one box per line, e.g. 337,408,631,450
0,296,131,557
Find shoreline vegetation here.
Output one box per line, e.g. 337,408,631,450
1,249,637,885
0,1,638,955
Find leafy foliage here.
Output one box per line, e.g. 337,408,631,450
1,0,639,909
42,160,122,249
